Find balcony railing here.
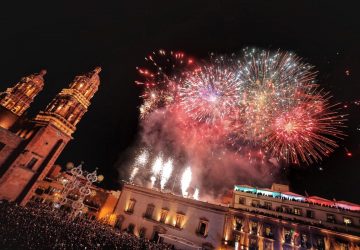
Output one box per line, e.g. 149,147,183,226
233,203,360,236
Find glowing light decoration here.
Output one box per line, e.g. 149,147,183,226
181,167,192,197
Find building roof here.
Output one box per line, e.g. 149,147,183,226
123,183,229,213
234,184,360,212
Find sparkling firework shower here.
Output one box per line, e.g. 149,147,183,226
181,167,192,197
136,49,345,165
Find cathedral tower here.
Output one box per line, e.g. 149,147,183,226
34,67,101,136
0,67,101,205
0,70,46,129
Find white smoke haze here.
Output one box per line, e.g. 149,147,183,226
117,108,280,201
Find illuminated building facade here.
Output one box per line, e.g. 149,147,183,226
113,183,360,250
224,184,360,250
113,183,228,250
0,70,46,129
0,68,101,205
30,165,120,220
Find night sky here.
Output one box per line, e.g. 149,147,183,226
1,1,359,202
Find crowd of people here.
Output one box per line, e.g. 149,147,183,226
0,200,174,250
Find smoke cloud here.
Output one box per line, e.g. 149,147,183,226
116,107,281,201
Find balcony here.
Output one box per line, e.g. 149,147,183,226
142,215,183,231
233,203,360,236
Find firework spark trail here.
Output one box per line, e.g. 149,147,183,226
149,154,163,187
160,159,173,190
193,188,199,200
129,150,150,182
152,155,163,175
135,150,149,166
181,167,192,197
129,167,138,182
136,48,345,165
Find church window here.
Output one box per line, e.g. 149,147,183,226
26,157,38,169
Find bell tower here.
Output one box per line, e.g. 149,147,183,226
0,70,46,129
34,67,101,136
0,67,101,205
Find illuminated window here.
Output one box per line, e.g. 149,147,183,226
343,217,352,225
126,199,136,213
340,242,350,250
250,220,258,235
249,238,258,248
284,228,293,244
264,202,272,209
251,200,260,207
197,220,208,237
175,213,184,228
281,205,290,213
234,217,243,231
159,209,168,223
263,224,273,238
144,204,154,219
239,197,246,205
294,208,302,216
26,157,38,169
326,214,336,223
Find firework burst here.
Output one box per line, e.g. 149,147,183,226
179,59,242,124
136,48,346,165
